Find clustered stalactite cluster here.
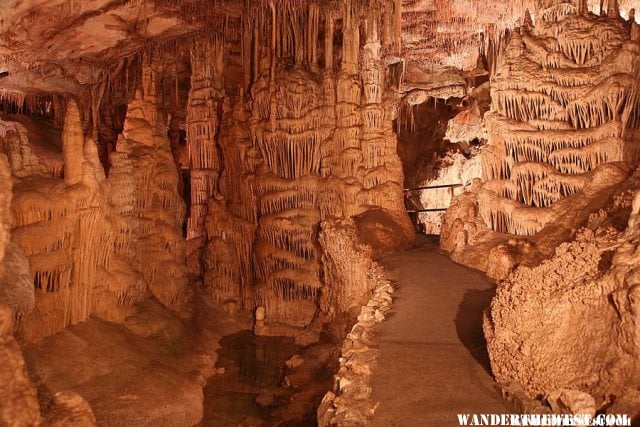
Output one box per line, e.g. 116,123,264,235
0,54,191,342
188,0,412,329
0,0,414,343
402,0,540,71
441,1,640,276
478,2,640,237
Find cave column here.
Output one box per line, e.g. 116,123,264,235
576,0,587,14
324,11,334,72
243,15,252,90
292,6,305,65
609,0,620,17
186,37,225,275
270,1,277,84
394,0,402,55
308,2,319,72
90,79,106,143
62,99,85,186
253,21,260,86
341,0,360,75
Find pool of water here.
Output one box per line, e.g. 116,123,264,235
201,330,314,426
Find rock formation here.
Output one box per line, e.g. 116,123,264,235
107,54,190,319
0,152,41,426
182,2,414,331
442,3,640,276
484,180,640,418
3,0,640,425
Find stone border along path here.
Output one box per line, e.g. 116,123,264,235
369,239,510,426
317,237,511,426
317,262,395,426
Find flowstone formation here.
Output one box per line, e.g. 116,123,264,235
484,180,640,418
0,55,191,343
186,2,414,332
442,3,640,276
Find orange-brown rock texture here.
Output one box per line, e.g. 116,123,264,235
2,0,640,425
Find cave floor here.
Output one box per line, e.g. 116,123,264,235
370,236,510,426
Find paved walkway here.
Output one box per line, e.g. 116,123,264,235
370,238,510,426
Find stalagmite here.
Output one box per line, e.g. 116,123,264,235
62,100,84,186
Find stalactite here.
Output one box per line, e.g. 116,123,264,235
481,7,640,235
186,36,224,251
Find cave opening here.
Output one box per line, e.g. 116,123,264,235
396,97,463,234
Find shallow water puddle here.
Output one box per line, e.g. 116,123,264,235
201,330,303,426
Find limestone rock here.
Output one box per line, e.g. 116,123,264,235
0,304,41,427
62,100,85,186
486,245,516,281
547,389,596,416
45,391,97,427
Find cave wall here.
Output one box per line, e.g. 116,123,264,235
441,3,640,275
0,0,414,342
0,53,190,342
190,2,413,329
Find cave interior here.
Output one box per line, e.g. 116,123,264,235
2,0,640,426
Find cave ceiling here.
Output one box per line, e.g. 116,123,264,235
2,0,640,98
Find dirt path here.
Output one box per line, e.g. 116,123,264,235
370,238,509,426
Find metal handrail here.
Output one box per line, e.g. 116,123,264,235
404,184,464,214
404,183,463,192
406,208,448,213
